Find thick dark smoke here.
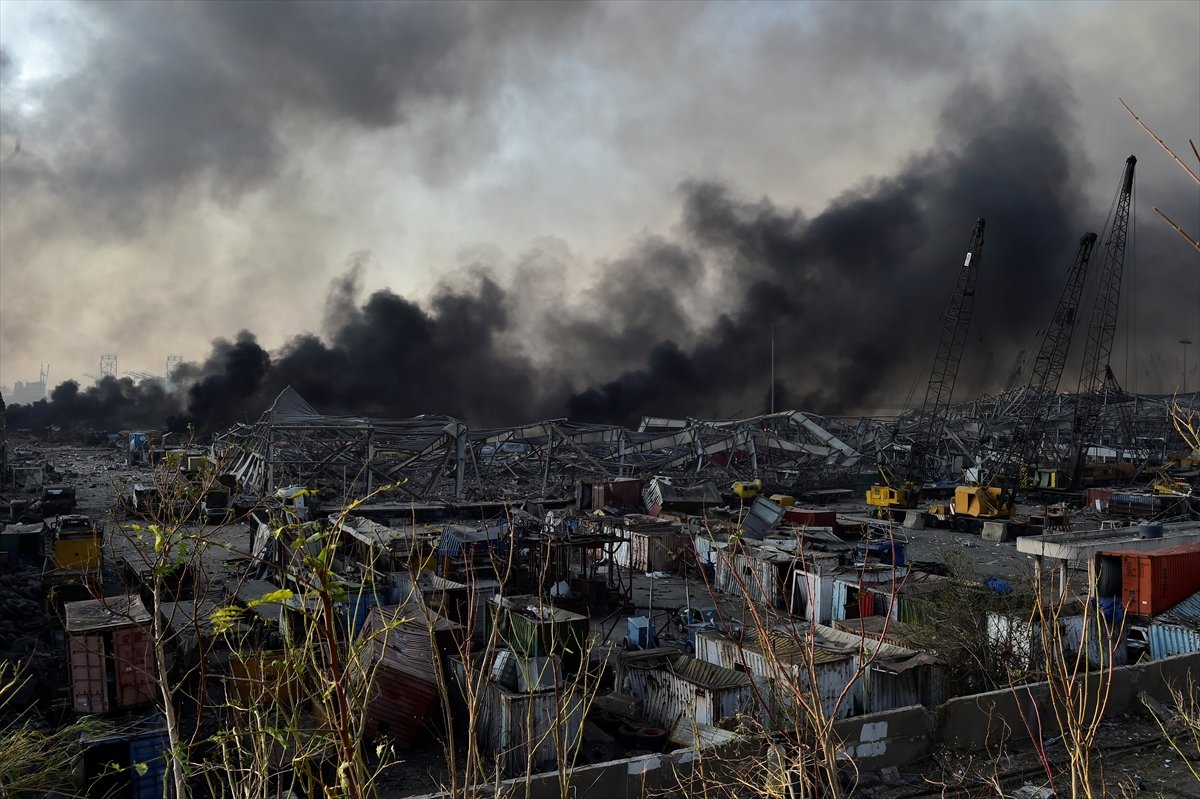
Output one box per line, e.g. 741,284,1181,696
9,71,1130,434
0,2,589,234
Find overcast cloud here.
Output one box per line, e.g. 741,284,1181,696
0,0,1196,425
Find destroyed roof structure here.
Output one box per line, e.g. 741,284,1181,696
212,388,886,503
211,387,1197,505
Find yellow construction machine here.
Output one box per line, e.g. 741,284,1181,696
865,465,922,513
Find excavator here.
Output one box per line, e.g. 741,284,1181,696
867,219,986,515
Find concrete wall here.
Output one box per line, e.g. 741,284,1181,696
408,651,1200,798
405,741,749,799
835,650,1200,769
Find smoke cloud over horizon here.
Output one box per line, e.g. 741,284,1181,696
2,2,1197,434
8,69,1186,434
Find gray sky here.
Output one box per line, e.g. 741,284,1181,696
1,0,1197,408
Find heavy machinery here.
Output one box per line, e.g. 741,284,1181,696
953,232,1099,521
868,219,986,513
1066,155,1138,488
50,514,101,571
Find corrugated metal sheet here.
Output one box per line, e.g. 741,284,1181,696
694,630,853,722
1149,623,1200,659
365,665,441,748
453,659,584,778
113,626,157,710
70,633,108,715
626,655,754,729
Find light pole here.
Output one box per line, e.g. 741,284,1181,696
1182,339,1193,396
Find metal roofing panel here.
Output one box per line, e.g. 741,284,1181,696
1149,623,1200,659
668,654,752,690
1156,589,1200,628
65,595,152,632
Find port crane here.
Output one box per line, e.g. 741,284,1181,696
1066,155,1138,489
867,218,986,513
954,232,1099,520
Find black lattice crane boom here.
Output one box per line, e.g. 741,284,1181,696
1069,155,1136,488
962,232,1098,519
868,218,986,512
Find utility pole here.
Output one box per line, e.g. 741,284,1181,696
1183,339,1193,395
770,325,775,414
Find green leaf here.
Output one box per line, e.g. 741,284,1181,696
210,606,245,635
133,761,149,776
247,589,295,608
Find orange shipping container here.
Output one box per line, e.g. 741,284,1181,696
1114,542,1200,616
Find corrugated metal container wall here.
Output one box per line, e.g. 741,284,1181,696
614,530,685,573
714,550,777,606
365,665,441,748
113,627,157,710
860,666,941,714
1148,623,1200,659
1086,487,1114,511
626,665,752,729
795,568,835,624
693,633,852,721
1056,615,1128,669
128,724,170,799
70,633,108,715
454,658,584,778
1116,542,1200,615
782,508,837,529
495,687,584,777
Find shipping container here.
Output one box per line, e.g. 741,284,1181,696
489,596,590,673
128,721,171,799
1103,541,1200,616
451,658,585,778
80,715,170,799
813,624,944,713
113,626,157,709
65,596,154,715
1085,487,1115,511
358,604,461,747
70,633,109,715
782,508,838,529
694,628,853,722
625,654,754,729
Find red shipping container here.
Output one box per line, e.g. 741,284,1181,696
783,508,838,530
113,626,157,709
1115,542,1200,616
1086,487,1115,510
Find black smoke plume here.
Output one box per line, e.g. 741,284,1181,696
7,73,1196,434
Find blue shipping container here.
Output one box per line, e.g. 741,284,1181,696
128,722,170,799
